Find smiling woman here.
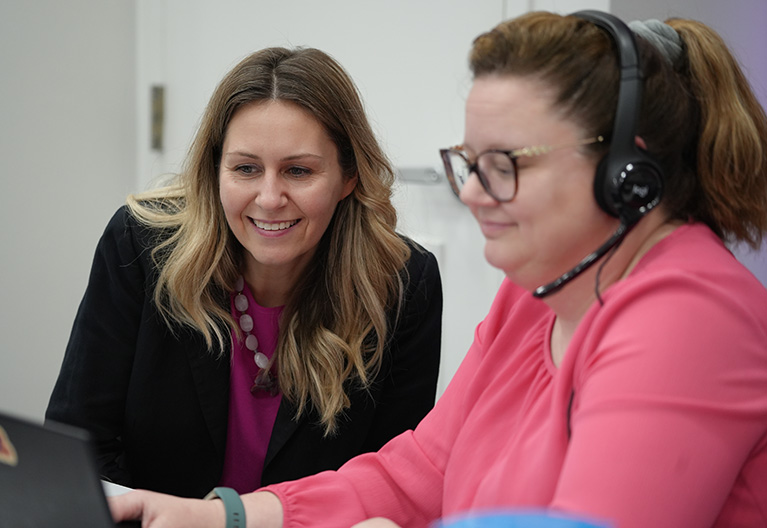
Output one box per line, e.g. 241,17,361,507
45,47,443,499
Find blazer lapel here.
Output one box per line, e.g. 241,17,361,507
264,398,303,467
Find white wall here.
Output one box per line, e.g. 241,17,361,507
0,1,137,419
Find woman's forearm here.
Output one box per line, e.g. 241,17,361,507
242,491,284,528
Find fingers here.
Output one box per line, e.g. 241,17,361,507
108,490,150,523
108,490,226,528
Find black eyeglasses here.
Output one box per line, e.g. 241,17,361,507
440,136,604,202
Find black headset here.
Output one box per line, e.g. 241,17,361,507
577,10,664,224
533,10,664,298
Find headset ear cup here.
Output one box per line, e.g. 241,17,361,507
617,160,663,223
593,155,620,218
593,153,664,224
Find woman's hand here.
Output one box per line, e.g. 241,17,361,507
351,518,402,528
109,490,224,528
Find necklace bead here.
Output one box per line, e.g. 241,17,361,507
239,313,253,333
254,352,269,369
234,293,248,312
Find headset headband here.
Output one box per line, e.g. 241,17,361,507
573,10,643,162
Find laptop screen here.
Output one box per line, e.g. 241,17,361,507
0,410,137,527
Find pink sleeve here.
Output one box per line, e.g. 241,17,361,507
262,319,490,528
552,273,767,527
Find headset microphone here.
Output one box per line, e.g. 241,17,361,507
532,221,633,298
532,10,664,299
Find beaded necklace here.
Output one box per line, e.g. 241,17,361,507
233,276,278,395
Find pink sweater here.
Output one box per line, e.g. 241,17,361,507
265,224,767,527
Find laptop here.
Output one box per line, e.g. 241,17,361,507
0,410,140,527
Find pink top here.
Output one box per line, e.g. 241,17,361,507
219,284,282,493
265,223,767,527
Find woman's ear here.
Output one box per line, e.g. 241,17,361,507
341,173,358,199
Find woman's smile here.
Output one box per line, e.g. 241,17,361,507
250,218,301,234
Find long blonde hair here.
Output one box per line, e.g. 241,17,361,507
128,47,410,434
470,12,767,248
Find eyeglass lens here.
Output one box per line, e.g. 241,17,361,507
444,150,516,201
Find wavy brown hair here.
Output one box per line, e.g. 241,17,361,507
127,47,410,434
469,12,767,248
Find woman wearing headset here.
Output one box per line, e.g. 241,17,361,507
111,10,767,528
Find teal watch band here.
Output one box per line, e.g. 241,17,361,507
205,486,246,528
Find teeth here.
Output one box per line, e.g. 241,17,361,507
253,219,298,231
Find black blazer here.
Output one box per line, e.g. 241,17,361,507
46,206,443,498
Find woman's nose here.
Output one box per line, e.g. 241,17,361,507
459,171,495,206
254,173,287,209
